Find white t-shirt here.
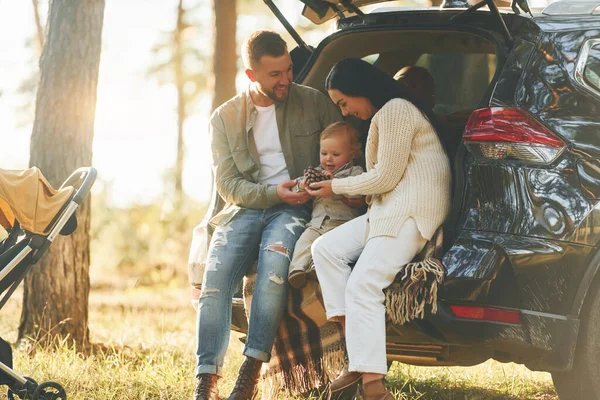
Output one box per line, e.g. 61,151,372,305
253,104,290,185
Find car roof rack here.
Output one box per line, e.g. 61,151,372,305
542,1,600,16
450,0,531,47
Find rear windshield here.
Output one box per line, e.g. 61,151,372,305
361,36,496,115
416,53,496,115
304,30,497,116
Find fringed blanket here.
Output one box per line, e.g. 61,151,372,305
243,278,345,399
384,258,445,325
241,227,445,399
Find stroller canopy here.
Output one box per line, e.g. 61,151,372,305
0,168,75,236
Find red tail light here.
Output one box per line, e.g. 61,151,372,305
463,107,566,165
449,304,521,325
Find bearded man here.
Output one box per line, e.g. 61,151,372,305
193,30,341,400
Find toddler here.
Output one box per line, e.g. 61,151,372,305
288,121,364,289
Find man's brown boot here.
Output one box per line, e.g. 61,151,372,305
361,378,394,400
193,373,219,400
228,356,263,400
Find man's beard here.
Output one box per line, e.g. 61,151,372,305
261,84,289,103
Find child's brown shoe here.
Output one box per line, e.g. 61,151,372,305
288,270,307,289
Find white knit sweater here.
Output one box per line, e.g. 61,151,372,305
331,98,451,240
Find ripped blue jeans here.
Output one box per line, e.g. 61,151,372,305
195,204,309,377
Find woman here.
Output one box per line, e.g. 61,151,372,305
306,58,451,400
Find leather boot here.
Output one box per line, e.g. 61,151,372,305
193,373,219,400
228,356,263,400
361,379,394,400
329,366,362,397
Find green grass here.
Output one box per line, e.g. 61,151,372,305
384,362,557,400
0,285,558,399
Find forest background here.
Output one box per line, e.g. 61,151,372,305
0,0,561,398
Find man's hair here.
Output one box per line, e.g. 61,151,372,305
320,121,361,158
242,30,288,69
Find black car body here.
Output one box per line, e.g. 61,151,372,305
228,1,600,398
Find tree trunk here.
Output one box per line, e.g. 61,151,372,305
211,0,237,113
20,0,105,349
174,0,185,210
32,0,45,55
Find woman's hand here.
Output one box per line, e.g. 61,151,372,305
306,180,334,198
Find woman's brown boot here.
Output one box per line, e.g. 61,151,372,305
227,356,262,400
361,378,394,400
328,367,362,400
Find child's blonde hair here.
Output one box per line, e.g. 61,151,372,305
320,121,361,159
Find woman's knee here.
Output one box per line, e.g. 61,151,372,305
311,235,327,261
312,237,342,271
345,274,384,305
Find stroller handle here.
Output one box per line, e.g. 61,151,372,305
59,167,97,205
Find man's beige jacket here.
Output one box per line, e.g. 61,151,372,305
188,83,342,288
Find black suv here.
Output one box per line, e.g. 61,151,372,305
227,1,600,398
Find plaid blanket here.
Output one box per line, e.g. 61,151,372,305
240,227,445,398
243,277,346,399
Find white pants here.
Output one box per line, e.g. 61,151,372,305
312,214,426,374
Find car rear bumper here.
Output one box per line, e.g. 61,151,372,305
385,302,579,372
230,298,579,372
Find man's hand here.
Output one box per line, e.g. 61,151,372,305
306,180,334,198
342,196,366,208
277,180,312,205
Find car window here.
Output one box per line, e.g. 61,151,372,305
362,50,496,116
362,54,380,64
583,44,600,92
416,53,497,115
303,30,497,109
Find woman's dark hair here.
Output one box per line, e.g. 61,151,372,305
325,58,450,157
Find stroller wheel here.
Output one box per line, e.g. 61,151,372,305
8,376,38,400
32,382,66,400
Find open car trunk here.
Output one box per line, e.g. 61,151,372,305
229,22,508,337
253,0,533,267
226,1,587,374
297,26,501,248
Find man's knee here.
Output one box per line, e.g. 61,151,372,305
260,242,294,286
264,242,292,262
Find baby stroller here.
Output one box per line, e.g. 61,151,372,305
0,166,96,400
